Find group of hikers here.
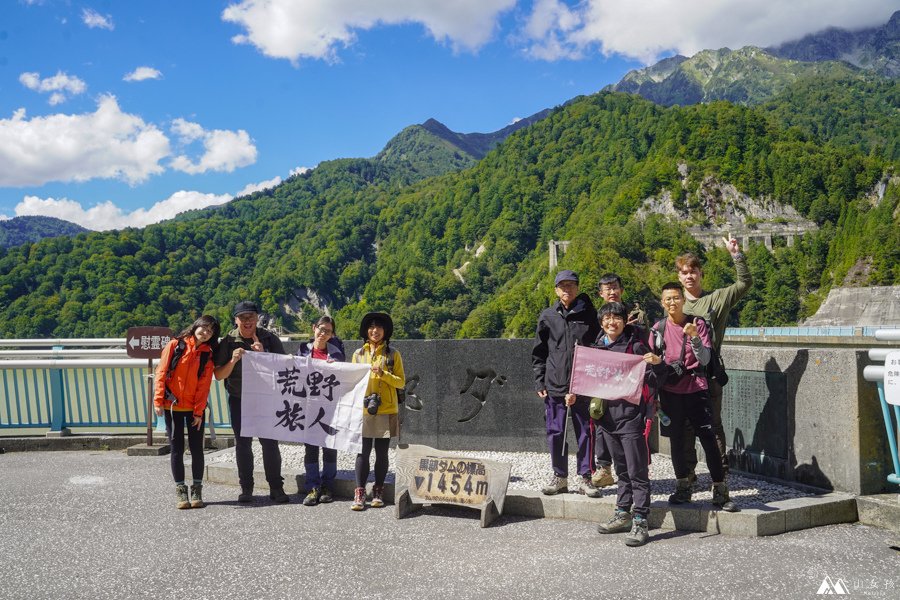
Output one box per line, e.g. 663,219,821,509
153,305,405,512
532,237,752,546
152,236,751,548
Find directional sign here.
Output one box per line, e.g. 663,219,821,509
125,327,174,359
886,351,900,406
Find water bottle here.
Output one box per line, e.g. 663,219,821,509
658,408,671,427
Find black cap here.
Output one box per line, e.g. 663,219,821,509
233,301,259,317
554,270,579,286
359,312,393,341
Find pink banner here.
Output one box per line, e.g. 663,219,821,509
569,345,646,404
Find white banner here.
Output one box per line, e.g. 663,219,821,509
239,352,371,454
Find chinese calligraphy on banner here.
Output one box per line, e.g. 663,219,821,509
568,345,646,404
239,352,372,453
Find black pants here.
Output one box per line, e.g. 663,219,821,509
229,396,283,489
594,424,612,468
355,438,390,487
164,410,204,483
683,379,729,475
602,428,650,516
660,388,726,483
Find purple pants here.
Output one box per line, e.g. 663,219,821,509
545,395,594,477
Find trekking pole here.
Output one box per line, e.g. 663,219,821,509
561,403,570,457
207,401,217,448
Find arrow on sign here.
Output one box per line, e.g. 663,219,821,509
128,337,141,349
414,475,425,490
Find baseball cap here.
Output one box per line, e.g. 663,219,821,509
554,270,579,286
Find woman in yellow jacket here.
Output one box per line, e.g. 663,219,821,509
351,312,405,510
154,315,220,509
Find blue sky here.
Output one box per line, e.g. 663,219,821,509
1,0,897,230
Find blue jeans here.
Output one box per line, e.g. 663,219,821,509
304,443,337,490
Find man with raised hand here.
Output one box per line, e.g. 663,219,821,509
676,237,752,484
532,270,601,497
215,301,289,503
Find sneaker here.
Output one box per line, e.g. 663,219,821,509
580,475,601,498
370,485,385,508
668,478,693,505
351,487,366,511
238,486,254,503
319,486,333,504
175,484,190,509
625,515,649,547
711,482,739,512
597,509,632,534
302,487,320,506
189,484,204,509
269,486,289,504
591,465,615,488
541,474,568,495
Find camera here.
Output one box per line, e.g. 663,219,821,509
364,393,381,415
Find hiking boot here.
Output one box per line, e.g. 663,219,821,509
175,484,190,509
351,487,366,511
711,482,739,512
541,474,568,495
269,486,289,503
238,486,254,503
189,484,204,509
597,509,632,534
579,475,602,498
591,465,615,488
668,478,693,505
319,486,333,504
686,471,698,488
625,515,649,547
370,485,385,508
302,487,320,506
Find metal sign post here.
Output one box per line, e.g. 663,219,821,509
125,326,174,448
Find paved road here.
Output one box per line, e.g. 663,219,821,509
1,450,898,600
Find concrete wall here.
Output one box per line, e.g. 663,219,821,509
342,339,892,496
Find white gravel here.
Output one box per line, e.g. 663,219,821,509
207,442,817,507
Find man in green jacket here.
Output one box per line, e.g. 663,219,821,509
676,237,752,481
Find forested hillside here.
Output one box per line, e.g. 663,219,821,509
0,84,897,338
0,216,88,249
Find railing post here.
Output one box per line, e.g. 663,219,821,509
47,367,70,436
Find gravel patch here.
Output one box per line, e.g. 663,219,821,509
207,442,815,507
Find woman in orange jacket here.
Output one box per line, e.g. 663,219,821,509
154,315,221,509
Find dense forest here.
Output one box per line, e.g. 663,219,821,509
0,74,897,339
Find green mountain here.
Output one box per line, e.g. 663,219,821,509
375,110,551,180
0,84,896,339
0,216,88,248
608,46,864,106
608,11,900,108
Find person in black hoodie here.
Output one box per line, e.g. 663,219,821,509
592,302,664,546
532,270,601,496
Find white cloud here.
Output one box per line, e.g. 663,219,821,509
15,191,233,231
82,8,114,30
520,0,900,64
236,176,282,197
170,119,257,174
19,70,87,104
289,166,312,177
0,96,170,186
123,66,162,82
221,0,517,62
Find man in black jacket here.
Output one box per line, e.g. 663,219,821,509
532,270,601,496
214,301,289,503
